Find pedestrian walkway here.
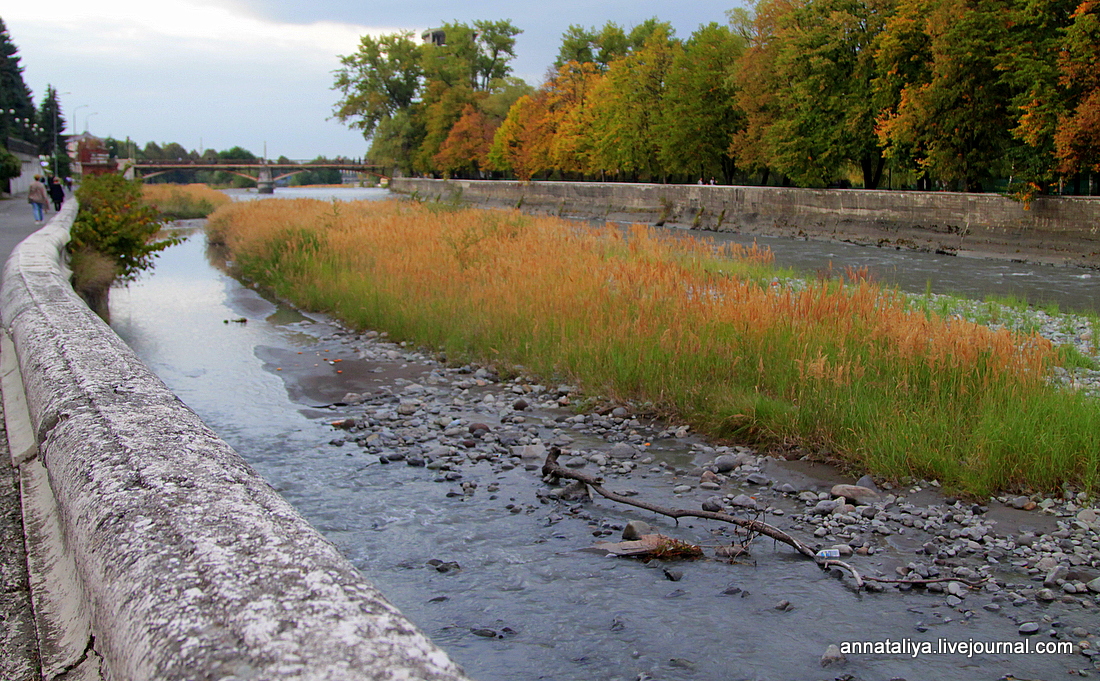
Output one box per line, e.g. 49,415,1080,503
0,191,58,679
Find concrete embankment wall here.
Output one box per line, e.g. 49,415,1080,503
0,202,469,680
391,178,1100,268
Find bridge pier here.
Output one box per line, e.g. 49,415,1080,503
256,166,274,194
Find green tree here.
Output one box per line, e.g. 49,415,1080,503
333,31,423,138
0,146,20,186
656,23,745,183
368,107,424,176
553,18,673,71
35,85,70,177
421,21,523,91
71,174,177,281
587,26,679,180
218,146,258,161
0,18,34,147
766,0,893,188
141,141,164,160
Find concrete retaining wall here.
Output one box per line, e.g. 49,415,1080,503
0,202,470,680
392,178,1100,267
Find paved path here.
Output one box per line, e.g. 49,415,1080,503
0,191,59,679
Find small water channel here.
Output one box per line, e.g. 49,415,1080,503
108,187,1094,680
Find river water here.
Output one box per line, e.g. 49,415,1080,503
108,187,1094,680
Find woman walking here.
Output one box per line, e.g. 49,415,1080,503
48,177,65,211
27,175,48,224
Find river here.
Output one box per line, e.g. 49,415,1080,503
108,186,1096,680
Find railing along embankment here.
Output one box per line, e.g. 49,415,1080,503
0,200,469,680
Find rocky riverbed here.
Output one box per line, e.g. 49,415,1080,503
283,320,1100,680
114,230,1100,680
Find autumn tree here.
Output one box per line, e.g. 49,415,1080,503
876,0,1016,191
546,61,604,176
1053,2,1100,177
488,91,554,181
730,1,795,184
434,104,495,176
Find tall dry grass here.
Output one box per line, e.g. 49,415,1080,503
143,183,230,219
207,198,1100,497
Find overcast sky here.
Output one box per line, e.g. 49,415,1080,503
4,1,745,160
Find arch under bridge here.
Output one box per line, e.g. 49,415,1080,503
123,159,391,193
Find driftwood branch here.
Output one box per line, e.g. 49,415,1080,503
542,447,817,559
542,448,985,591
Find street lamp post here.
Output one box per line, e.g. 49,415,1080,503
84,112,98,133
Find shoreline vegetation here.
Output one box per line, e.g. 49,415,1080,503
69,181,227,318
206,197,1100,499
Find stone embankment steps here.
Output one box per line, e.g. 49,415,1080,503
0,201,470,680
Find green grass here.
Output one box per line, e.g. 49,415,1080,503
209,198,1100,499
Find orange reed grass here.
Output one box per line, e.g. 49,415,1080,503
207,198,1099,496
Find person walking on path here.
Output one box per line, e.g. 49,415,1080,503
47,177,64,211
27,176,48,224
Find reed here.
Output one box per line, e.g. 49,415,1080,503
207,199,1100,497
143,183,231,219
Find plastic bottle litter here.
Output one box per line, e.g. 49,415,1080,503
816,549,841,559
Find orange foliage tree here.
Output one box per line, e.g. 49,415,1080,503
1054,1,1100,175
434,103,497,177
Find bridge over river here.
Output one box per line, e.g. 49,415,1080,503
123,159,391,193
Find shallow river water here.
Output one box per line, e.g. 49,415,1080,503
108,187,1095,680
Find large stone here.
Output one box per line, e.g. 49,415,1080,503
1086,577,1100,594
1044,565,1068,588
813,500,839,515
622,520,652,540
513,444,546,461
855,474,878,492
608,443,637,460
820,644,846,667
830,484,880,505
729,494,757,509
712,454,740,473
702,496,724,513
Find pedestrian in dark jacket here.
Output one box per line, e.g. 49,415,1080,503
48,177,65,211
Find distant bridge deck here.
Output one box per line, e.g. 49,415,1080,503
125,160,390,190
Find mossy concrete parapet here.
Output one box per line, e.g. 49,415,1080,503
0,201,470,680
391,178,1100,267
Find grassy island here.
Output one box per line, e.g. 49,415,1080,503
207,198,1100,498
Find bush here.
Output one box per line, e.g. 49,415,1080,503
142,183,230,219
71,174,180,282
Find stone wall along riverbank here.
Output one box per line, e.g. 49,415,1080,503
390,178,1100,268
0,200,470,680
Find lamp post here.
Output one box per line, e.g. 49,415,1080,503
84,112,98,133
72,104,88,132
